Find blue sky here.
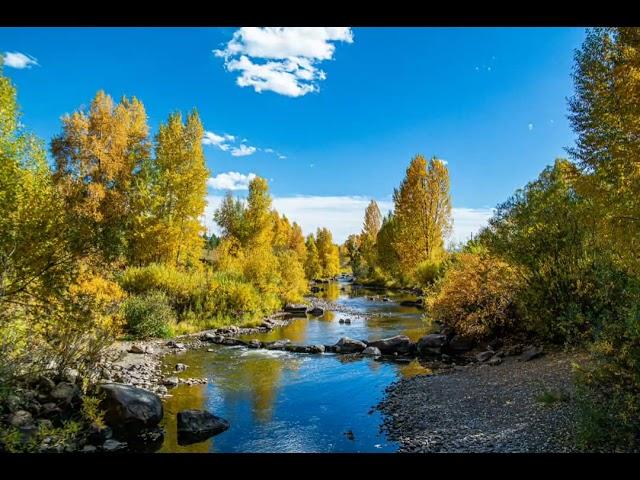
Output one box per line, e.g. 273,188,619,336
0,27,587,243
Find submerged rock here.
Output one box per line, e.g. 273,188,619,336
177,409,229,445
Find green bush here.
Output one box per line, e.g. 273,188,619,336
122,291,175,339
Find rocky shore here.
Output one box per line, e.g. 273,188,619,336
377,349,588,452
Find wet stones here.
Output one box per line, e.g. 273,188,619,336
265,339,291,350
162,377,179,388
334,337,367,354
174,363,188,372
362,346,382,356
177,409,229,445
307,307,324,316
247,339,263,349
368,335,413,355
284,344,325,354
283,304,308,314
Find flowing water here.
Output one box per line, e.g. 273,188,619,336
157,280,431,453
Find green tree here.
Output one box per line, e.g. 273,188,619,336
304,234,322,280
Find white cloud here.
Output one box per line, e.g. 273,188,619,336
230,144,257,157
214,27,353,97
203,129,284,159
528,123,534,131
203,194,493,244
207,172,257,191
202,131,235,151
3,51,38,69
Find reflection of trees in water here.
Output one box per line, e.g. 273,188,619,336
159,384,211,453
321,282,340,301
320,310,335,322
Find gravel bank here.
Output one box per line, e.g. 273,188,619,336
377,350,589,452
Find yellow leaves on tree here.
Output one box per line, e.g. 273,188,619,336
316,227,340,279
51,91,151,260
132,111,209,268
427,249,524,340
393,155,452,279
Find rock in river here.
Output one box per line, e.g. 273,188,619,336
334,337,367,354
362,346,382,356
99,383,163,434
307,307,324,316
367,335,413,355
177,409,230,445
283,303,308,314
476,351,495,363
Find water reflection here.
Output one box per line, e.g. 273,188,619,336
158,280,430,453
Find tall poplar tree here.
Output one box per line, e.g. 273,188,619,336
392,155,452,276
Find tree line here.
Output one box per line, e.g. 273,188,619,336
341,27,640,451
0,58,341,416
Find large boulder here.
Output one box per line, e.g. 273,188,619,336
99,383,163,435
334,337,367,354
446,335,475,353
416,334,448,356
367,335,413,355
177,409,230,445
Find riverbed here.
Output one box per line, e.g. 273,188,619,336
157,280,431,453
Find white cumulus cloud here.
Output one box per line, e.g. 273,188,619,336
3,52,38,69
214,27,354,97
207,172,257,191
203,194,493,244
230,144,257,157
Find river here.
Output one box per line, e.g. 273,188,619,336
157,279,431,453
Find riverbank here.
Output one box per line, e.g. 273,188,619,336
377,349,589,452
96,311,298,397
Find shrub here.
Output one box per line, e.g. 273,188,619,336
118,263,207,314
415,258,445,288
122,291,175,339
426,249,524,340
574,292,640,452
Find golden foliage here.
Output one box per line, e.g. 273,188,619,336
427,250,524,339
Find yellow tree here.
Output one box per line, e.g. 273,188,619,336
304,234,322,280
316,227,340,278
360,200,382,274
288,221,307,263
51,91,151,260
134,111,208,267
392,155,452,277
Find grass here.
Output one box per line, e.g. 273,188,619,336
536,389,570,406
